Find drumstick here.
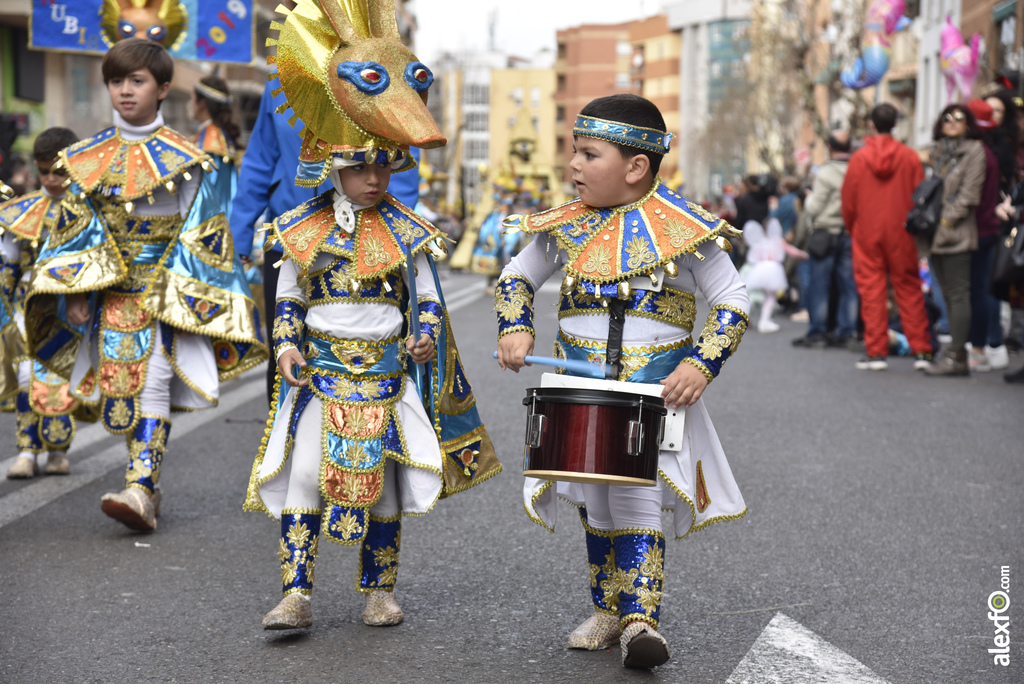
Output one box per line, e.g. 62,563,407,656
492,351,608,378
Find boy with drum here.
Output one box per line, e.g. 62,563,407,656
495,94,750,669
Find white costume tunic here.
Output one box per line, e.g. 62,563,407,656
497,180,750,539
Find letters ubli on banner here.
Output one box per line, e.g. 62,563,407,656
30,0,255,65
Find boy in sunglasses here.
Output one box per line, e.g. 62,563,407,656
0,127,82,478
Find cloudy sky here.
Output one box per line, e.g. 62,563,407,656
412,0,663,63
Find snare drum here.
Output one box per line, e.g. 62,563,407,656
522,383,667,487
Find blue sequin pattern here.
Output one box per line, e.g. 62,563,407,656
273,299,306,352
495,275,535,339
684,305,748,381
580,508,619,614
125,416,171,494
614,530,666,628
359,514,401,592
280,511,321,597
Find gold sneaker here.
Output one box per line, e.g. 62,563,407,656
6,455,38,479
100,487,157,531
44,451,70,475
567,612,621,650
362,590,403,626
262,594,312,630
621,621,670,669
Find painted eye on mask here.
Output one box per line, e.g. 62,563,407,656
404,63,433,93
336,61,390,95
146,25,166,42
118,21,137,38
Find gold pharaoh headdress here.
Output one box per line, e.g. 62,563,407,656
268,0,447,186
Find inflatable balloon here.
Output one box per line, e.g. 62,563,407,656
940,16,981,103
840,0,911,90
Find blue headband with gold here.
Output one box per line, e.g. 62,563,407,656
573,115,672,155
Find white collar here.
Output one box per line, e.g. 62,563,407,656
114,111,165,140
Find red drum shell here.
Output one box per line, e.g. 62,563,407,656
523,387,665,487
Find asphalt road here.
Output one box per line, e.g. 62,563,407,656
1,269,1021,684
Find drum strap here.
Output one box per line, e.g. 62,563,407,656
605,298,626,380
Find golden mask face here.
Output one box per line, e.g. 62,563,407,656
100,0,187,50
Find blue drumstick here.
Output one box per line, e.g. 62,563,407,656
492,351,607,378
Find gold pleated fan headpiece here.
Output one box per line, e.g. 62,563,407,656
268,0,447,186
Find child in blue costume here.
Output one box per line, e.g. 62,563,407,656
24,39,266,531
0,128,83,478
496,94,750,669
243,0,500,631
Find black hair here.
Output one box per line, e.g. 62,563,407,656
33,127,78,162
827,132,851,153
870,103,898,134
932,104,983,141
577,94,666,176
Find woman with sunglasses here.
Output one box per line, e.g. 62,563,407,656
922,104,987,376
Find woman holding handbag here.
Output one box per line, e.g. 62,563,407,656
922,104,988,376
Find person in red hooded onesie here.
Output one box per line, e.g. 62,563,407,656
842,103,933,370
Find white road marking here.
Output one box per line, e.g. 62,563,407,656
0,373,264,530
444,287,486,312
725,613,891,684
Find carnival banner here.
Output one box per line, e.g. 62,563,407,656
30,0,255,64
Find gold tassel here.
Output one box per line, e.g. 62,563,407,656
125,201,134,214
664,261,679,278
182,171,192,181
165,181,176,194
559,274,576,295
617,281,631,299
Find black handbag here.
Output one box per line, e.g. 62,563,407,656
992,225,1024,288
806,229,838,259
905,176,944,239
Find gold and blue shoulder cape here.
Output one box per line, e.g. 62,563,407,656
24,126,268,398
0,190,62,402
192,122,239,220
503,178,737,284
499,179,747,383
248,191,500,515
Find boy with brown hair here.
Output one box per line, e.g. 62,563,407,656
25,38,266,531
496,93,750,669
1,127,81,478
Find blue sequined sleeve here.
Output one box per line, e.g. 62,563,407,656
683,304,748,382
273,297,307,354
494,274,535,339
417,298,443,345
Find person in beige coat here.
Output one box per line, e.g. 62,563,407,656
922,104,987,376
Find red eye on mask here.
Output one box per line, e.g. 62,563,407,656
361,69,382,84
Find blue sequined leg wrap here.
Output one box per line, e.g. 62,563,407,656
124,415,171,494
579,508,618,615
15,390,43,453
358,513,401,593
279,510,321,597
40,414,74,451
613,529,666,629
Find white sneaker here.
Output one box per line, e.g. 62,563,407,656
938,333,953,345
757,320,780,334
969,349,991,372
855,356,888,371
985,345,1009,370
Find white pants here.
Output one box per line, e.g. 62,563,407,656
580,483,663,532
139,348,174,420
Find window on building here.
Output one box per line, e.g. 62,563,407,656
615,73,632,89
557,74,566,92
512,86,523,106
556,105,565,122
532,115,539,131
617,40,632,56
557,42,566,60
531,86,540,108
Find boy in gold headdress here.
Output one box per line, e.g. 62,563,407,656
243,0,499,631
